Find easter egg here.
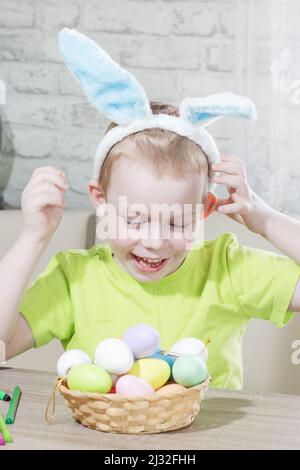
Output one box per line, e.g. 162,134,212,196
94,338,134,375
172,354,208,387
150,350,177,370
123,324,160,358
156,383,186,396
170,337,208,362
67,364,112,393
116,375,155,397
129,358,170,390
57,349,91,377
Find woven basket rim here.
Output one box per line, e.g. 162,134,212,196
58,375,211,402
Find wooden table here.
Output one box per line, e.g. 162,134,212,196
1,367,300,450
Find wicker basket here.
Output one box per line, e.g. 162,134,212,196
58,376,210,434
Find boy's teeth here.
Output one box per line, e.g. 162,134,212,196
136,255,163,265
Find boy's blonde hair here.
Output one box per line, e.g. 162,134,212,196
99,102,210,197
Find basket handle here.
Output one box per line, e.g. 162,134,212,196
45,377,65,424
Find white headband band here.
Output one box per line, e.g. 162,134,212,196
59,28,257,193
93,113,220,191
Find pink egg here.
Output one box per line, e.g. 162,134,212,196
116,374,155,397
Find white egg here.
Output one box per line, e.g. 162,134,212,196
170,337,208,362
57,349,91,377
94,338,134,375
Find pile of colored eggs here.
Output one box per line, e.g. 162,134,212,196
57,325,209,397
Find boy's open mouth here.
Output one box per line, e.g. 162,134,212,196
130,253,168,272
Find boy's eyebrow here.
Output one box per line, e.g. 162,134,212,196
126,213,148,220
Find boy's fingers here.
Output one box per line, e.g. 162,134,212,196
25,171,68,195
213,174,243,189
212,162,246,177
27,182,67,198
32,166,65,177
33,168,66,182
25,185,65,205
32,192,65,209
220,155,245,166
28,173,68,191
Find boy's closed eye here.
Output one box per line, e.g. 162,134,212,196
124,217,191,230
170,222,191,230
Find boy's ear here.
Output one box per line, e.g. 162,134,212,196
88,180,106,209
203,191,218,219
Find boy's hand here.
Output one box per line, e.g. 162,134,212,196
212,155,273,236
21,167,68,243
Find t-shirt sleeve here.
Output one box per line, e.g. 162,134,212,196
226,233,300,326
19,252,74,348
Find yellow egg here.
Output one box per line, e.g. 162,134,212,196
129,358,170,390
156,383,186,396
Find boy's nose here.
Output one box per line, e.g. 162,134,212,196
141,236,166,251
140,221,167,251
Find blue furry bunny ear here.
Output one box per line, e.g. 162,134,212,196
180,92,257,127
59,28,152,125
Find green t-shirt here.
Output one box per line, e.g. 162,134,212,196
20,232,300,390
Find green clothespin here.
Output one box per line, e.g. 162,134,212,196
0,410,13,443
0,390,11,402
5,385,22,425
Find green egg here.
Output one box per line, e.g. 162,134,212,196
67,364,112,393
172,354,208,387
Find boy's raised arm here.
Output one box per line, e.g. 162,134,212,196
212,154,300,312
261,208,300,312
0,167,68,357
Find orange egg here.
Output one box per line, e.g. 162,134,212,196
156,383,186,395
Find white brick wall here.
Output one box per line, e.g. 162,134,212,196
0,0,235,208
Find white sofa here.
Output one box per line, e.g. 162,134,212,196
1,209,300,394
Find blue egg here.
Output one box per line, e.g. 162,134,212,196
149,350,177,379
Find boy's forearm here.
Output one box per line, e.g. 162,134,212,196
261,208,300,265
0,232,48,342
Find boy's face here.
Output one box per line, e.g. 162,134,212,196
90,157,217,282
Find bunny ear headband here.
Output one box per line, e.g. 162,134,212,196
59,28,257,192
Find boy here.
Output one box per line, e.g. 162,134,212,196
1,29,300,390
